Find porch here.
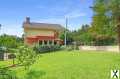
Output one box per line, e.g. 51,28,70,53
25,36,63,46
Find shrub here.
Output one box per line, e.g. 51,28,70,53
93,35,116,46
64,45,79,51
17,46,37,70
34,45,61,53
0,46,8,61
0,68,18,79
0,46,7,53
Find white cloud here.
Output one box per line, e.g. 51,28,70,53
35,18,66,26
0,24,23,37
65,10,87,18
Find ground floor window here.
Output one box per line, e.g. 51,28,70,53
49,40,52,45
54,41,57,45
44,40,48,45
39,40,42,45
38,40,59,45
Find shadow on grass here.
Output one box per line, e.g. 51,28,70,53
25,70,46,79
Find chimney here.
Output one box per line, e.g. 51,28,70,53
25,17,30,24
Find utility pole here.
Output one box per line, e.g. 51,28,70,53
0,24,1,35
0,24,1,30
65,17,68,47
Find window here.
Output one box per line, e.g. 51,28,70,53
49,40,52,45
44,40,47,45
54,41,57,45
39,40,42,45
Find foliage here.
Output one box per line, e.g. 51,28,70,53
16,46,37,70
89,0,120,46
68,0,117,46
71,24,96,45
107,0,120,49
59,1,118,46
59,31,73,45
0,46,8,53
25,70,46,79
65,45,79,51
0,68,18,79
34,45,61,53
108,0,120,24
91,0,115,36
93,35,116,46
72,25,90,42
0,34,23,49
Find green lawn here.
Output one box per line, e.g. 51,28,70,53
0,50,120,79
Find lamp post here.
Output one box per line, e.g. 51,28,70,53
65,17,68,47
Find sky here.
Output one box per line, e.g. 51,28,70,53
0,0,93,37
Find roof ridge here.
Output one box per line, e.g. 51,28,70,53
30,22,60,25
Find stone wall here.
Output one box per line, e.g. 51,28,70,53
79,46,119,52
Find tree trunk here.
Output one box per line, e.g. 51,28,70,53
117,24,120,52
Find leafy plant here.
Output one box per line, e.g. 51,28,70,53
34,45,61,53
16,46,37,70
0,34,23,49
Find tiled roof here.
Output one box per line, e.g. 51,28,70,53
23,22,64,31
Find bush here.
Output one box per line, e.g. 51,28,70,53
0,46,8,61
0,68,18,79
66,46,73,51
64,45,79,51
17,46,37,70
0,34,23,49
34,45,61,53
0,46,7,53
93,35,116,46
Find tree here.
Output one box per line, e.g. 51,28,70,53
0,34,23,48
108,0,120,51
92,0,120,48
91,0,114,35
59,31,73,45
71,24,94,45
16,46,37,70
90,0,117,46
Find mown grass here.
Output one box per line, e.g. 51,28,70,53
0,50,120,79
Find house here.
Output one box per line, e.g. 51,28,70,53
23,17,64,46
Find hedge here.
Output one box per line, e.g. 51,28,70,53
33,45,61,53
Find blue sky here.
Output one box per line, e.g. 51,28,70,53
0,0,93,37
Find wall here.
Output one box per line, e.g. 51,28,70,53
79,46,119,52
24,28,54,37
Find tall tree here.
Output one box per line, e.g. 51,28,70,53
91,0,114,36
0,34,23,48
108,0,120,51
91,0,117,46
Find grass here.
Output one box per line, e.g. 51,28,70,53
0,50,120,79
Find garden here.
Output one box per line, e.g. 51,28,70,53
0,34,119,79
0,50,120,79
